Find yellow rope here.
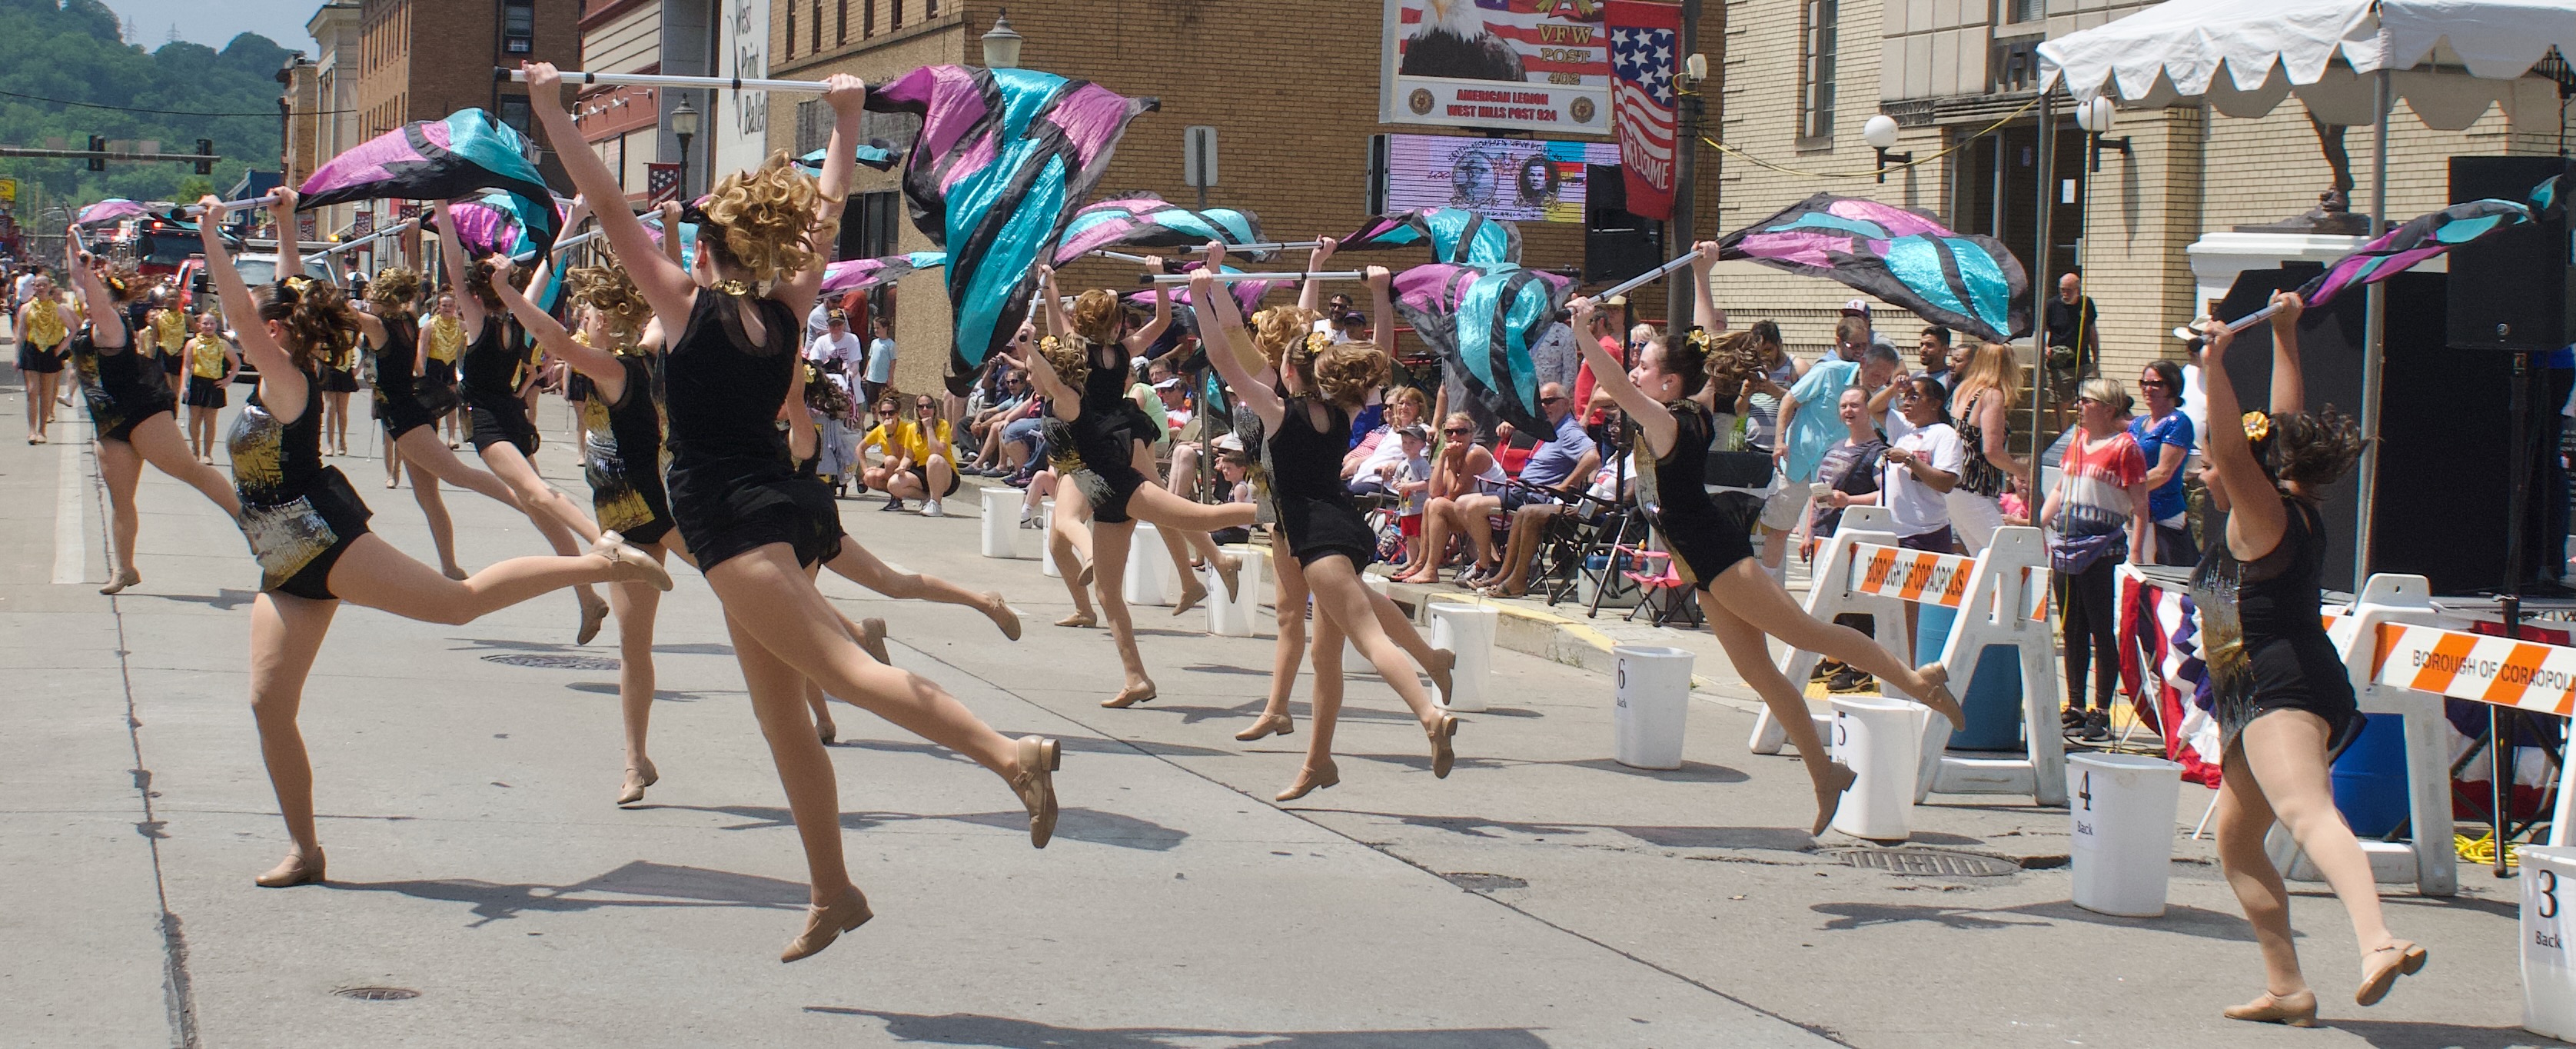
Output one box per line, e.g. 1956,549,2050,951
1698,94,2049,181
2455,831,2522,869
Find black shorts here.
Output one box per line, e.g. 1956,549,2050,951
376,385,438,441
183,375,228,408
17,345,64,374
1667,490,1762,591
320,366,358,394
97,399,175,445
907,463,961,498
161,353,185,377
467,398,540,456
1897,529,1955,554
274,532,362,601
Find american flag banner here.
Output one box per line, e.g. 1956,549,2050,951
2117,572,2224,787
1606,1,1680,221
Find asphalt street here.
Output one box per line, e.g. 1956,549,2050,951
0,366,2553,1049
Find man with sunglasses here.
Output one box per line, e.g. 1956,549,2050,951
1474,383,1598,596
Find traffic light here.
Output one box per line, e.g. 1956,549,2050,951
87,135,105,172
194,139,214,176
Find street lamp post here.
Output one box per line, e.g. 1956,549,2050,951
670,98,700,199
981,10,1025,70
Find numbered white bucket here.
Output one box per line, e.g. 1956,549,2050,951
2525,846,2576,1041
1206,548,1267,638
1038,498,1062,578
1123,521,1175,606
1829,697,1923,841
979,485,1023,559
2067,753,2185,918
1613,645,1693,770
1427,602,1498,712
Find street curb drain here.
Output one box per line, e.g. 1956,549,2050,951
331,986,420,1001
1441,871,1528,891
480,653,621,671
1822,848,2021,877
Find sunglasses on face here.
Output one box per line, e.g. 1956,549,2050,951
2139,378,2169,388
1540,395,1568,405
1443,427,1471,436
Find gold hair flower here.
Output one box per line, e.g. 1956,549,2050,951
283,276,313,293
2242,411,2272,443
1304,331,1333,356
1685,328,1715,351
1039,335,1062,353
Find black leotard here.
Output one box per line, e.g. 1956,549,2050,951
371,317,438,440
2193,496,2360,756
1268,397,1376,568
460,317,539,455
1049,336,1150,523
231,368,371,601
69,325,177,444
580,353,675,546
663,289,842,569
1638,400,1760,590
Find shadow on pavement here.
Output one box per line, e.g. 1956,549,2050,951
327,859,806,927
823,734,1233,761
1310,808,1820,854
648,803,1189,851
562,681,731,703
140,588,258,611
1811,898,2258,941
803,1008,1551,1047
2328,1019,2572,1049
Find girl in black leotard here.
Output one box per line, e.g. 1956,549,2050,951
59,248,241,594
529,61,1059,964
1564,248,1961,838
1022,268,1257,708
2197,292,2423,1026
1198,261,1458,802
191,194,671,892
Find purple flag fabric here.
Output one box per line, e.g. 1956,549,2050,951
1053,195,1267,266
820,251,947,294
1339,208,1521,265
2298,196,2540,308
866,65,1157,392
75,199,148,228
1719,194,2029,342
1391,262,1571,435
297,109,561,254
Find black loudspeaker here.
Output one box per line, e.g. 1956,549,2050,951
1584,164,1663,283
2447,155,2575,352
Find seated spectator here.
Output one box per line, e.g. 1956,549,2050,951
1394,411,1506,584
1209,433,1257,546
1344,385,1429,492
859,392,962,517
1478,384,1601,598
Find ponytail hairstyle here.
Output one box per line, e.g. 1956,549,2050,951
1070,289,1123,346
697,151,833,285
367,267,423,318
253,277,360,372
462,257,505,310
2245,405,2365,491
566,265,649,348
1700,330,1775,403
1310,338,1391,408
98,260,146,303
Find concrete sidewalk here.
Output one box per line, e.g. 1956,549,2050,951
0,377,2551,1049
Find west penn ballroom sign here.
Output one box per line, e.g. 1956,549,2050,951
1380,0,1611,137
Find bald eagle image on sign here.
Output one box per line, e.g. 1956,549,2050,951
1380,0,1614,138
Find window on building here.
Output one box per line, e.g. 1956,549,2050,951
837,0,847,44
503,0,533,54
795,99,830,155
785,3,796,56
924,0,936,15
863,0,876,37
812,0,823,52
890,0,902,32
497,95,533,137
1798,0,1838,142
2007,0,2043,23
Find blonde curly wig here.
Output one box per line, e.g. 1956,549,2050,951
367,267,422,315
1070,289,1123,345
700,151,838,284
566,265,650,348
1311,339,1390,408
1248,305,1321,371
1039,333,1092,389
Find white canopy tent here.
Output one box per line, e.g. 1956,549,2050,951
2039,0,2576,588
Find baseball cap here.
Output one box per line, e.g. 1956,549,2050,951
1152,377,1181,391
1398,423,1429,441
1212,433,1245,452
1840,298,1870,316
2172,317,2214,344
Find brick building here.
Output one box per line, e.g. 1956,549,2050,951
1721,0,2576,416
757,1,1720,399
570,0,747,204
349,0,584,182
298,2,365,243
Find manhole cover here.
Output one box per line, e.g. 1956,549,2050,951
1824,847,2020,877
480,653,620,671
1441,871,1528,891
332,985,420,1001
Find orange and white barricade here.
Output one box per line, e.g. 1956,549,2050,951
1751,519,2066,807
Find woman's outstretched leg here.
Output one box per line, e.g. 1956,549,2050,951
1280,600,1347,802
1308,556,1454,779
2239,711,2412,997
1125,481,1258,537
2214,744,2310,1010
723,607,856,904
824,540,1019,639
475,441,609,631
1091,518,1155,705
399,456,465,578
1699,587,1855,836
131,415,241,515
323,533,661,624
1706,559,1955,725
246,591,339,885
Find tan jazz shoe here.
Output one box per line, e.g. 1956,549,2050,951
779,884,873,963
591,531,675,591
856,617,892,668
1810,761,1860,837
1235,712,1295,741
1055,611,1098,628
99,568,141,595
254,848,326,887
1428,715,1460,778
2223,990,2318,1027
2357,940,2428,1006
1171,580,1208,617
1212,554,1242,603
575,594,610,645
1425,648,1458,708
1915,661,1966,731
1009,735,1062,848
1102,682,1157,708
617,758,659,806
1275,758,1340,802
984,593,1022,641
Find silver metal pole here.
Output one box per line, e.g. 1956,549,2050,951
2030,91,2057,457
177,194,282,217
2355,68,2392,592
497,67,833,94
1145,270,1364,284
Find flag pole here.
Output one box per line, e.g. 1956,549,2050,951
1596,251,1703,303
177,193,282,217
495,67,835,94
1142,271,1364,285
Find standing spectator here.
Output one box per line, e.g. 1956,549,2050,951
863,315,897,406
806,310,866,378
2040,378,2150,741
2045,271,2102,397
1574,293,1630,425
2171,317,2213,448
1740,320,1802,454
1917,326,1956,388
1837,298,1897,358
1876,376,1965,554
1807,385,1891,691
2132,358,2198,564
1777,315,1897,485
1948,341,2029,553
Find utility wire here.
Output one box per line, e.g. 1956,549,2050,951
0,87,357,118
1702,94,2048,180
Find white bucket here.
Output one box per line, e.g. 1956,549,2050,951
2524,845,2576,1041
1427,602,1497,712
1038,498,1061,578
1829,697,1923,841
2067,752,2185,917
1123,521,1174,605
1612,645,1693,770
1206,547,1267,637
979,485,1023,559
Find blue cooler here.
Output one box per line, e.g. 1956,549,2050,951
1915,603,2024,751
2330,713,2411,838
